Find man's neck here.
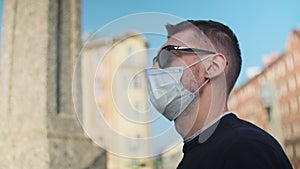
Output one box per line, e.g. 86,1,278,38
175,80,229,139
184,111,231,142
181,97,228,140
182,108,227,140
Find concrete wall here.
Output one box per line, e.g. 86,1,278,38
0,0,105,168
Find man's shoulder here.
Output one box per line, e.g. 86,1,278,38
199,113,273,146
179,113,292,169
196,113,278,152
221,113,289,157
221,113,272,140
219,114,292,168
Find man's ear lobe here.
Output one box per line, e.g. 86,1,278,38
204,54,227,78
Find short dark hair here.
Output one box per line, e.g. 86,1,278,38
165,20,242,94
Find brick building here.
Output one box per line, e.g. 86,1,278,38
228,30,300,168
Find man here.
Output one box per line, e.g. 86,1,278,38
146,20,293,169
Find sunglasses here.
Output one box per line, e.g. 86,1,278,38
153,45,216,68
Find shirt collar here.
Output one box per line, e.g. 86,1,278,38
184,112,232,143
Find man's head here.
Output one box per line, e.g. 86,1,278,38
148,20,241,138
165,20,242,95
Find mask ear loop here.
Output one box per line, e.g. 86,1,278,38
193,79,209,94
182,53,214,95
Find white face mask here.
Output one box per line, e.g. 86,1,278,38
146,58,210,121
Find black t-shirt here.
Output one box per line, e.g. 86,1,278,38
177,113,293,169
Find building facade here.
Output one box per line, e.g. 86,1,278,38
228,30,300,168
81,32,153,169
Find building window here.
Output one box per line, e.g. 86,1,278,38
283,102,289,115
296,73,300,88
278,103,283,115
279,81,288,97
286,56,294,71
288,76,297,91
293,51,300,65
290,97,298,114
270,67,277,81
278,62,286,77
293,121,300,137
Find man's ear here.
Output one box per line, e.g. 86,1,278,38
204,54,227,79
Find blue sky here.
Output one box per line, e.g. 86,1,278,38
81,0,300,86
0,0,299,85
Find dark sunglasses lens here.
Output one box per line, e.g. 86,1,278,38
158,49,178,68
